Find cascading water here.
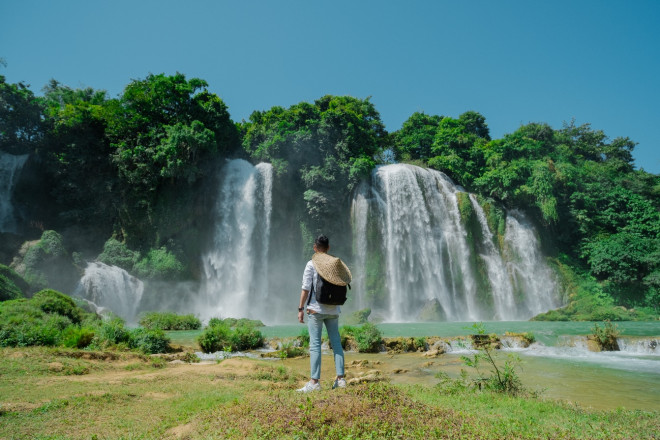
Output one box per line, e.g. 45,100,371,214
199,159,274,322
350,182,370,312
352,163,561,322
359,164,480,322
75,262,144,323
0,152,28,233
469,194,518,320
503,211,561,316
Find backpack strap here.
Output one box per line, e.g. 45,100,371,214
306,274,316,306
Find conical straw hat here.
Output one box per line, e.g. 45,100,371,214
312,252,352,286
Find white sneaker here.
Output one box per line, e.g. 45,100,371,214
297,381,321,393
332,377,347,389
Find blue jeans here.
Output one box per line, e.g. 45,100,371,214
307,313,344,380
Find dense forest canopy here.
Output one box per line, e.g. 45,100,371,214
1,73,658,318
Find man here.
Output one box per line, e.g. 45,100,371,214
297,235,351,392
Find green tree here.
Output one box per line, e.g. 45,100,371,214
426,111,490,186
0,75,43,154
241,95,387,252
39,81,117,238
392,112,443,161
106,73,239,248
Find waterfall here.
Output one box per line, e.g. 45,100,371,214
503,211,560,316
368,164,479,322
352,164,562,322
469,194,518,320
350,182,369,311
200,159,274,322
75,262,144,323
0,152,28,233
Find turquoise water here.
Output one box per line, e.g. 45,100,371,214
168,321,660,411
260,321,660,343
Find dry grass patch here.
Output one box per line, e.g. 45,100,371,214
185,382,471,439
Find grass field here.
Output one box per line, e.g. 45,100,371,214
1,346,658,439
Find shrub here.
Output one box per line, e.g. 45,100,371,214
134,247,185,280
198,321,265,353
0,299,72,347
229,324,264,351
32,290,84,324
129,328,171,354
590,320,620,351
96,238,140,272
0,264,29,300
0,290,94,348
93,318,131,347
198,322,232,353
353,323,383,353
61,325,96,349
278,342,306,359
0,274,23,301
139,311,201,330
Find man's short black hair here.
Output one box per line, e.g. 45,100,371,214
315,235,329,250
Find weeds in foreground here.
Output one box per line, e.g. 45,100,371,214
455,322,527,396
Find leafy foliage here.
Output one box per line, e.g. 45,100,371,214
590,321,620,351
0,75,43,154
340,322,383,353
139,311,201,330
128,327,171,354
198,319,265,353
133,246,186,280
241,95,387,250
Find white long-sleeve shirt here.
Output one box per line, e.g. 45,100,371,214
301,260,340,315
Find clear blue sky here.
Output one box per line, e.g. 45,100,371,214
1,0,658,173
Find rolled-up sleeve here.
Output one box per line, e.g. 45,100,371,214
301,261,314,291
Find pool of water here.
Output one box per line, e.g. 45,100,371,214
168,321,660,411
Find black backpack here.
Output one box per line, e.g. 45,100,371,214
307,274,350,306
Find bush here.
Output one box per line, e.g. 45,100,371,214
0,264,29,300
129,328,171,354
92,318,131,347
590,320,620,351
134,247,185,280
32,290,84,324
198,321,265,353
139,311,201,330
0,274,23,301
61,325,96,348
352,323,383,353
198,322,232,353
230,324,264,351
96,238,139,272
0,290,94,348
0,298,72,347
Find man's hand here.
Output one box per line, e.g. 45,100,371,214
298,310,305,324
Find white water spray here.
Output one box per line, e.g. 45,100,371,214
200,159,274,322
75,262,144,323
352,164,562,322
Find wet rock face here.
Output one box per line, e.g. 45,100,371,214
470,333,501,350
383,337,427,354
